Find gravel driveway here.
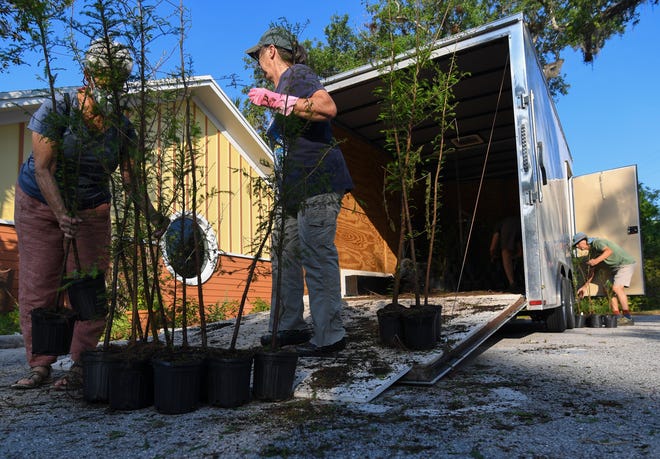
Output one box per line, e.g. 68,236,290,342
0,315,658,458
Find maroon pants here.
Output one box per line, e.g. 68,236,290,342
14,186,110,367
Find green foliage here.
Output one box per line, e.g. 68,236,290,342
206,300,240,322
297,1,655,101
631,257,659,311
639,184,660,259
634,184,660,310
0,309,20,335
365,0,461,305
392,0,655,97
251,297,271,313
573,249,622,314
105,312,131,341
575,277,615,315
0,0,72,90
305,14,374,78
167,298,199,328
580,297,613,315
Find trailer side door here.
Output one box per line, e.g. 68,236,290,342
572,165,645,295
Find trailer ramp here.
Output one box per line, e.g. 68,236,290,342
293,294,525,401
400,294,526,385
181,293,525,403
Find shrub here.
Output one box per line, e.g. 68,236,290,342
106,313,131,341
206,300,240,322
0,309,20,335
251,297,270,313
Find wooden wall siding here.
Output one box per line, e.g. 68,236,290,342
0,221,272,314
162,254,272,312
334,126,399,275
0,223,18,311
163,103,267,258
210,112,264,256
0,123,21,221
0,87,274,316
208,254,271,308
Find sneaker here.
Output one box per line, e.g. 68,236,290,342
260,329,311,347
617,316,634,326
296,337,346,357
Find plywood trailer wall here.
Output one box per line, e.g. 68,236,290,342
334,126,398,276
334,119,522,293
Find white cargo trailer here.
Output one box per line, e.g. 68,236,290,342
326,13,644,336
191,14,647,397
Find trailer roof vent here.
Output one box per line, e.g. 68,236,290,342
451,134,483,148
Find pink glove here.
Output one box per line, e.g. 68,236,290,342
248,88,299,116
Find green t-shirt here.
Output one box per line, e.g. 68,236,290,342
590,238,635,267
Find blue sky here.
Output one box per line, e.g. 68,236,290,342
556,3,660,192
2,1,658,191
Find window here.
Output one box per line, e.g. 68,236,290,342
160,212,219,285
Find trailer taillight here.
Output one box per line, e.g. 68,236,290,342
529,300,544,306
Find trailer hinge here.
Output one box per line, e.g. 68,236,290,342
525,189,538,205
519,93,529,108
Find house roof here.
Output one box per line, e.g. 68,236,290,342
0,76,273,177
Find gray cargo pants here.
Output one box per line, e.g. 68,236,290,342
269,192,345,347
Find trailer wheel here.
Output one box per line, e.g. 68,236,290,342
546,281,568,332
563,277,576,329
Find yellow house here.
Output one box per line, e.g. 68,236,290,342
0,75,397,315
0,76,276,312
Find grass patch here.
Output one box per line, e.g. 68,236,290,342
264,399,338,425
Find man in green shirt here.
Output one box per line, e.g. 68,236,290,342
573,232,636,325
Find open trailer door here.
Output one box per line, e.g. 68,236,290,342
572,165,645,295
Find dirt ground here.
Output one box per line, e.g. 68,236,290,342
0,313,658,458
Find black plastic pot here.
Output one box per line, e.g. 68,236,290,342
574,313,586,328
601,314,618,328
81,348,119,403
376,303,404,347
66,274,108,321
253,350,298,402
207,352,253,408
152,357,205,414
30,307,77,356
586,314,603,328
108,358,154,411
400,306,437,350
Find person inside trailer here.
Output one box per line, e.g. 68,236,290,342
489,215,523,293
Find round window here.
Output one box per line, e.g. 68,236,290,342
160,212,219,285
